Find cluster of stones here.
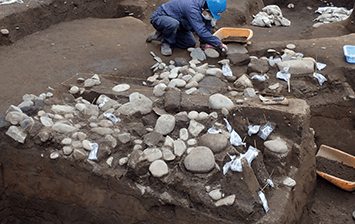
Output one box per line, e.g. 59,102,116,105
2,44,308,210
145,43,322,107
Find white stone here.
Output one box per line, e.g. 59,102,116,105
143,147,162,162
5,111,28,125
83,104,99,117
69,86,80,94
204,48,220,58
168,72,178,79
188,120,205,137
63,146,74,155
51,105,75,114
199,133,228,153
84,78,101,87
186,87,198,95
73,149,87,161
61,138,72,145
174,139,187,157
50,152,60,159
92,127,114,135
164,136,174,148
215,195,236,207
52,123,77,134
153,83,167,97
206,68,223,77
183,146,215,173
188,111,199,120
54,114,64,120
209,189,223,200
185,81,199,89
277,60,314,75
6,105,22,114
106,156,114,167
105,135,117,148
6,126,27,143
182,74,192,82
208,94,234,110
198,112,209,120
117,92,153,116
118,133,131,144
40,116,54,127
283,177,296,187
38,131,50,142
75,103,86,111
98,120,113,127
286,44,296,50
147,74,159,82
161,147,176,161
155,114,176,135
179,128,189,141
112,84,130,92
119,157,129,166
264,137,289,154
71,140,83,149
187,139,197,146
18,100,34,109
134,145,143,151
73,132,87,141
149,160,169,177
82,140,91,152
160,71,170,79
268,83,281,90
209,112,218,119
189,73,204,83
234,74,253,88
169,79,186,88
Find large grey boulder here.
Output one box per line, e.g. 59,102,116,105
155,114,176,135
184,146,215,173
199,133,229,153
117,92,153,116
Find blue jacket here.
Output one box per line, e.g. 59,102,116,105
155,0,222,47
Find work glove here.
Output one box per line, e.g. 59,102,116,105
218,43,228,53
201,44,214,50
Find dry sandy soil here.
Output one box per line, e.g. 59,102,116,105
0,0,354,223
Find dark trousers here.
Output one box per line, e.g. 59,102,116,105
150,11,196,49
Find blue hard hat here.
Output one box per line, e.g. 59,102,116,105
206,0,226,20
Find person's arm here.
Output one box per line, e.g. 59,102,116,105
184,5,222,47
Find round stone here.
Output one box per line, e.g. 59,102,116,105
69,86,79,94
50,151,60,159
209,189,223,200
183,146,215,173
264,137,289,154
286,44,296,50
1,29,9,35
204,48,220,58
149,160,169,177
199,133,228,153
63,146,74,156
112,84,130,92
208,94,234,110
188,111,199,120
61,138,72,145
155,114,176,135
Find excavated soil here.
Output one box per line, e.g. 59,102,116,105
0,0,355,223
316,157,355,181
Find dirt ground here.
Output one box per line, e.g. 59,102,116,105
0,0,354,223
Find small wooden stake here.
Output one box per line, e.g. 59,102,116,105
287,79,291,93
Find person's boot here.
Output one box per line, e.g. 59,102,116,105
161,42,172,56
146,31,162,43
